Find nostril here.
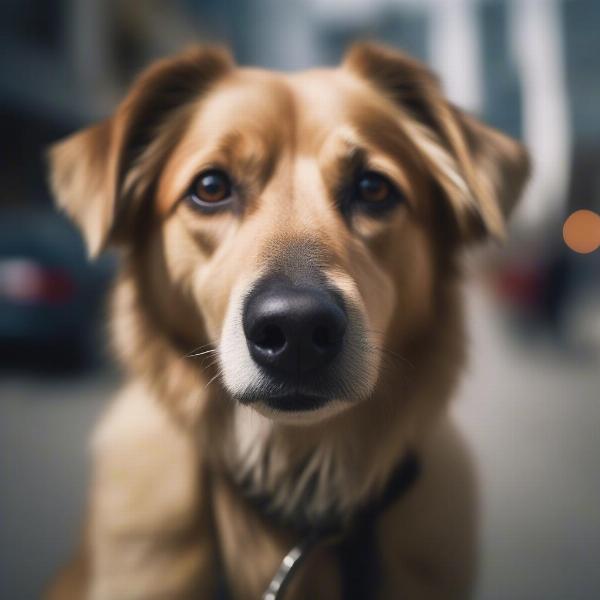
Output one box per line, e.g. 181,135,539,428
254,324,286,354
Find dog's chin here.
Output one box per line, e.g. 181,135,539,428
253,399,350,424
232,391,351,424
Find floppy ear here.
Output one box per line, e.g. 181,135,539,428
48,46,233,256
344,42,530,242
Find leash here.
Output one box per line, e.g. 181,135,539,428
259,451,421,600
262,532,324,600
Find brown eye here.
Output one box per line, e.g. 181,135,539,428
349,171,404,217
356,171,392,203
188,170,232,209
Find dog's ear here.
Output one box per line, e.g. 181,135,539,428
48,46,233,256
344,42,530,242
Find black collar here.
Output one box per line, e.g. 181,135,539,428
239,450,421,536
350,449,421,527
229,451,421,600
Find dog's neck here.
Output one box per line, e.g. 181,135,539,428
112,270,465,523
224,396,413,523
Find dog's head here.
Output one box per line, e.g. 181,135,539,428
49,43,528,424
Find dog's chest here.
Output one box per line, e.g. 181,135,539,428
225,407,359,527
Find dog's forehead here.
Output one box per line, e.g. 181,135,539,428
192,69,294,132
190,67,388,148
286,68,379,119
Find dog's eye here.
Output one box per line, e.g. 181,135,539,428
355,172,398,206
187,170,233,210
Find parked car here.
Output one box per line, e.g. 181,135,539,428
0,207,114,371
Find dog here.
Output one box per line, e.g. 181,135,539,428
46,42,529,600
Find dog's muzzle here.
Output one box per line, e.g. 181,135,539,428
240,277,347,411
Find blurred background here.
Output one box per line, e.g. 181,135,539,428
1,0,599,598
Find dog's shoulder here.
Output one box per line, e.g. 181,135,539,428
377,417,478,597
91,381,201,536
79,381,217,599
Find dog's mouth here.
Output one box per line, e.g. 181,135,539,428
226,363,361,421
235,388,333,412
263,393,330,412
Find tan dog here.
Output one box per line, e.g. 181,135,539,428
47,43,529,600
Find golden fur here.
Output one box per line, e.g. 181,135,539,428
47,42,529,599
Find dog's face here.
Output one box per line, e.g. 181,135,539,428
49,44,528,424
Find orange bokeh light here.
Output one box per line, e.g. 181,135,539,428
562,209,600,254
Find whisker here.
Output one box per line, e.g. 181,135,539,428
203,357,222,371
204,370,222,390
364,328,416,371
187,348,217,358
184,342,215,358
379,348,415,370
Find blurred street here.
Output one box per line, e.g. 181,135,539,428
0,370,113,599
1,283,599,600
456,283,600,600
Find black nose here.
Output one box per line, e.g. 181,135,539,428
243,281,347,377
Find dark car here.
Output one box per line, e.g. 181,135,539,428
0,207,114,371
